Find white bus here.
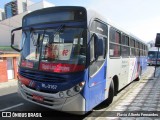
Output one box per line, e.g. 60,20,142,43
11,6,148,114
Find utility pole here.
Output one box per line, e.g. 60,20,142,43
154,33,160,77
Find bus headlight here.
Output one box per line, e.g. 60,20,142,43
59,92,64,98
74,81,85,93
66,90,73,96
74,85,81,92
58,81,85,98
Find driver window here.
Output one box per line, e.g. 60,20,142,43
90,36,95,62
89,20,108,77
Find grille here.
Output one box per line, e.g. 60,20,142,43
19,69,67,83
26,85,58,94
22,88,65,107
25,92,53,106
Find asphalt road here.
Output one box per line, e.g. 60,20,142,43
0,86,84,119
0,80,138,119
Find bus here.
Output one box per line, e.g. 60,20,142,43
11,6,148,115
148,47,160,66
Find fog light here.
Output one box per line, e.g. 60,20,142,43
59,92,64,98
66,90,72,96
74,86,81,92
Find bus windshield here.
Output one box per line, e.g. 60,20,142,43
148,51,160,59
20,27,87,73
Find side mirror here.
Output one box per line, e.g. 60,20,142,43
11,33,15,45
94,35,104,60
155,33,160,47
11,27,22,52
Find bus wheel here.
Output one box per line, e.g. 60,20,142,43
106,80,114,105
135,68,142,81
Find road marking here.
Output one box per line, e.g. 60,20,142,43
0,103,24,111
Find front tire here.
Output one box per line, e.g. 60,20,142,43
135,68,142,81
106,80,114,105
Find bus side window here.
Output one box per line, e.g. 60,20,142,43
90,20,108,61
109,43,121,57
109,43,120,57
121,46,130,57
109,28,121,57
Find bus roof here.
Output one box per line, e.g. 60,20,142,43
86,8,147,45
23,6,147,46
23,6,86,19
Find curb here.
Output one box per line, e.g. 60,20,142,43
0,79,17,89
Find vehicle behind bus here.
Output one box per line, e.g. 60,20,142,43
148,50,160,66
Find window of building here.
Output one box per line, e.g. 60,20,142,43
22,2,27,12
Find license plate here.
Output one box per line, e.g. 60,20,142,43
32,94,44,102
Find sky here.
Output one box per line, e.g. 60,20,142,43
1,0,160,43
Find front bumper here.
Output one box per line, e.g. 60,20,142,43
18,81,86,115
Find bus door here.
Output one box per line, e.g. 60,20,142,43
87,20,108,110
87,34,107,110
137,49,141,76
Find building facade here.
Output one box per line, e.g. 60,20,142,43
0,0,55,47
4,0,33,19
0,9,5,21
0,53,19,82
0,12,27,46
27,0,54,12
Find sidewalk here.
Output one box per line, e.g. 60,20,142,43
96,66,160,119
0,79,17,89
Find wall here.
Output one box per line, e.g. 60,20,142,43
13,57,18,79
17,0,34,14
0,58,7,82
27,0,54,12
0,12,28,47
43,0,55,8
17,0,27,14
0,0,55,47
0,9,4,21
0,54,19,82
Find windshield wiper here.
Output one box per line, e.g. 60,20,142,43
49,24,65,44
35,30,46,59
30,28,39,46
